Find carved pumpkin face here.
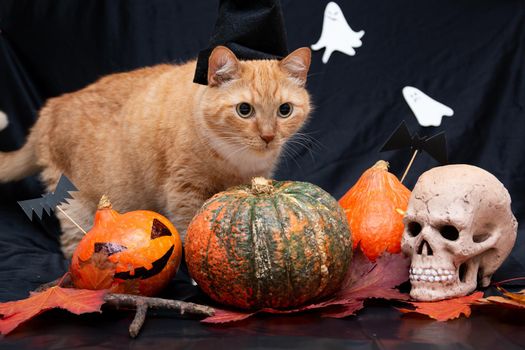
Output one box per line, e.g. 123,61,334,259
70,197,182,296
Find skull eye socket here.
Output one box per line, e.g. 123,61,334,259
439,225,459,241
473,232,490,243
473,223,494,243
407,221,422,237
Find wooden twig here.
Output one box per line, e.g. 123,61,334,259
129,301,148,338
103,293,215,338
400,149,419,183
104,293,214,316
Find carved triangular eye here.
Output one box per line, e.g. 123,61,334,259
94,242,127,256
151,218,172,239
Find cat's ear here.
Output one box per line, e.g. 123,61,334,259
208,46,240,87
279,47,311,87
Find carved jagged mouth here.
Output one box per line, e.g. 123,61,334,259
409,267,456,283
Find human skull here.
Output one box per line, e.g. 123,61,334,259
401,164,517,301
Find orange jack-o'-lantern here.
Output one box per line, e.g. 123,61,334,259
70,195,182,296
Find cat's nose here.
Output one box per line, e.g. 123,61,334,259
260,134,275,144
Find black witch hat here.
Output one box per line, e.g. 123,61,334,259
193,0,289,85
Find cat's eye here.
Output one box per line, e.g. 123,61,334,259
278,103,293,118
236,103,254,118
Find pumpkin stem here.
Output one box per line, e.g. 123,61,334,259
373,160,389,171
251,177,274,195
98,194,112,209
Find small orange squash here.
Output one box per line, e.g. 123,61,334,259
70,196,182,296
339,160,411,261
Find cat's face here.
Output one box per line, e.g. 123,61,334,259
198,46,311,172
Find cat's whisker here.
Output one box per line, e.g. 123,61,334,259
290,132,326,151
306,72,325,79
279,145,304,171
222,145,252,164
280,137,318,164
288,134,324,162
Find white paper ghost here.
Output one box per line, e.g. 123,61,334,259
0,111,8,131
402,86,454,127
311,2,365,63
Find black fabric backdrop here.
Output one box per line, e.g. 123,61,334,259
0,1,524,348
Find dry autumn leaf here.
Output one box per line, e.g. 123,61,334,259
398,291,484,322
478,287,525,309
0,285,107,334
479,296,525,309
202,248,410,324
498,287,525,304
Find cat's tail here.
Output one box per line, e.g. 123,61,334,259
0,111,41,182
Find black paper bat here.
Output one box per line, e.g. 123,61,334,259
18,175,78,220
380,120,448,164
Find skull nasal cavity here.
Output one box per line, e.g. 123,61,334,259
417,240,433,256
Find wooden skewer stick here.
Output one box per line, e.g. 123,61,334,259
56,205,87,234
400,149,419,184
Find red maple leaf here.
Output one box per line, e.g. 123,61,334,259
0,284,107,334
202,249,410,324
398,291,484,321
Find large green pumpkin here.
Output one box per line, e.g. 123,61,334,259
185,177,352,310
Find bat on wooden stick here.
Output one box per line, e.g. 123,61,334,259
380,120,448,183
18,175,86,233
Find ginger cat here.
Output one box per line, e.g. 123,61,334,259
0,46,312,257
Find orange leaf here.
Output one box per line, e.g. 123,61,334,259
71,251,117,290
477,287,525,309
0,286,107,334
398,291,484,322
499,287,525,304
479,296,525,309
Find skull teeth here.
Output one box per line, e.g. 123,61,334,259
409,267,456,283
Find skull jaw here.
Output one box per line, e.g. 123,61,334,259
410,280,476,301
409,257,481,301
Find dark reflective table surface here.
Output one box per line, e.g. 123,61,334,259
2,303,525,350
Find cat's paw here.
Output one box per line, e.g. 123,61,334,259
0,111,8,131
